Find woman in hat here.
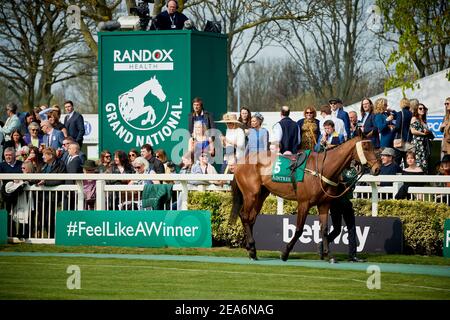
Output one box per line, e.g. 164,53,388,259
217,113,245,173
246,112,269,154
189,120,215,162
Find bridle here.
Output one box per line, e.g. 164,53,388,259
313,140,371,199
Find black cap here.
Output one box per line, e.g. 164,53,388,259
329,98,342,104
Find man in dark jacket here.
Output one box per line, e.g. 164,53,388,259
0,147,23,214
188,97,215,135
151,0,189,30
63,100,85,148
37,147,66,238
272,106,300,154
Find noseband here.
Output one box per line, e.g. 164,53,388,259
355,140,370,165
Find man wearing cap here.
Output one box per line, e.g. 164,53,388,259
379,147,402,187
1,103,21,141
329,98,351,139
272,106,301,154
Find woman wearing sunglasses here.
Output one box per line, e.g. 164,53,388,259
410,103,433,173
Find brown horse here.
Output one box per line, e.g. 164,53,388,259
230,136,381,261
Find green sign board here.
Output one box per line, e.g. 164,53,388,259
444,219,450,258
98,30,227,159
55,210,211,248
0,210,7,244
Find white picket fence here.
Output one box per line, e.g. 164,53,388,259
0,173,449,243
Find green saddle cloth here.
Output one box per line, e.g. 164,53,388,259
272,150,311,183
142,184,173,210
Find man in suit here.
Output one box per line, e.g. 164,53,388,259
36,147,66,238
63,100,85,148
40,120,64,150
329,98,351,139
60,137,86,165
65,142,83,210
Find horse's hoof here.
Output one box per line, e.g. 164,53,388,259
280,252,289,261
249,256,258,261
329,257,338,264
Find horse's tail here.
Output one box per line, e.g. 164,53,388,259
230,177,243,225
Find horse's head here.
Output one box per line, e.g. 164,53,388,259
355,139,381,175
149,76,166,102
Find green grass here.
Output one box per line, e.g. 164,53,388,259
0,256,449,300
1,243,449,266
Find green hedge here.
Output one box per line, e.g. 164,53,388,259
188,191,450,255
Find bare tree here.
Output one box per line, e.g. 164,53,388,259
0,0,93,111
277,0,372,105
188,0,319,110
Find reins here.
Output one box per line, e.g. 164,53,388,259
307,140,368,199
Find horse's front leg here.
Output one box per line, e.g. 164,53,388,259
281,203,309,261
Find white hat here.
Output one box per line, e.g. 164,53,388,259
5,180,25,194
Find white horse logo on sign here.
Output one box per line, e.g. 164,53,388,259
118,76,166,127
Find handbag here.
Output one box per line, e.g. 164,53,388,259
394,110,414,152
393,110,405,149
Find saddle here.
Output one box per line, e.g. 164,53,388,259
285,151,308,191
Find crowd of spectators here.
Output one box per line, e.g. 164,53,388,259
1,94,449,238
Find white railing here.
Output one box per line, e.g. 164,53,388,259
0,173,448,243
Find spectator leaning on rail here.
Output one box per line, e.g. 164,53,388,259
394,151,424,200
0,147,23,214
379,147,402,187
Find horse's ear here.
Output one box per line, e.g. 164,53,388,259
358,128,365,139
